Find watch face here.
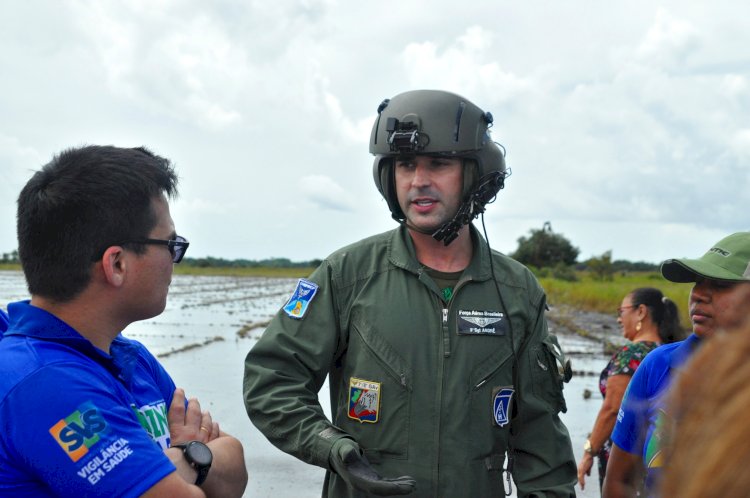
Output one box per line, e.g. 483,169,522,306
187,441,213,466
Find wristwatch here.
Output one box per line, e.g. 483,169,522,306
583,439,595,455
173,440,213,485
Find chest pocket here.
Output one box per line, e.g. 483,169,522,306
335,312,412,459
530,334,570,414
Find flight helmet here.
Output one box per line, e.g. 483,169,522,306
370,89,508,245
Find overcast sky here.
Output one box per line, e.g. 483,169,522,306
1,1,748,264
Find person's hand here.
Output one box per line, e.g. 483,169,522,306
577,451,594,490
329,438,416,496
168,387,221,445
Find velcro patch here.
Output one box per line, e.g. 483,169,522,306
493,387,514,427
283,279,318,319
457,309,507,336
347,378,380,424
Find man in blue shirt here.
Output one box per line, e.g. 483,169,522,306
603,232,750,497
0,146,247,497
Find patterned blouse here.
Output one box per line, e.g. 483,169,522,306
599,341,660,397
595,340,660,482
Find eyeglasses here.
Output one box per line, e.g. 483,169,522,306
125,235,189,263
616,305,638,317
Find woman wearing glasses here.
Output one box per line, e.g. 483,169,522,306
577,287,684,495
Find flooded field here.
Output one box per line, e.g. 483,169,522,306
1,270,609,497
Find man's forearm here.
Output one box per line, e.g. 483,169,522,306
202,434,248,498
166,434,247,498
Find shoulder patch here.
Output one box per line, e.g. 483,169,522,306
49,401,110,462
283,278,319,319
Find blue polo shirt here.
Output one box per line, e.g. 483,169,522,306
0,301,178,497
611,333,702,496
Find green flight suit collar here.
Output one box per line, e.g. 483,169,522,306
387,224,494,282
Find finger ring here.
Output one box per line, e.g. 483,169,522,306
200,426,210,433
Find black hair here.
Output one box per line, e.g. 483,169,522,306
16,145,178,302
630,287,685,344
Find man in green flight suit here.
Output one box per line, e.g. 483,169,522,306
243,90,577,497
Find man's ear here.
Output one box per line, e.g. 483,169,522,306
100,246,127,287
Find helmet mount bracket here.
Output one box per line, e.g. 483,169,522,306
386,117,429,154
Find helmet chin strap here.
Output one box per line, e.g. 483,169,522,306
396,171,507,246
432,171,506,246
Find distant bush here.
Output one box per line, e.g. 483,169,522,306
1,250,19,264
587,251,615,281
611,259,659,272
551,263,578,282
511,222,579,268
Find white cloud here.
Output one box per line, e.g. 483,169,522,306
173,197,231,216
1,0,748,262
68,1,250,128
721,74,748,97
730,129,750,160
636,8,701,69
323,92,372,144
299,175,356,212
401,26,531,102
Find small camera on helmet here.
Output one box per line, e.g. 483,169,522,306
386,118,426,154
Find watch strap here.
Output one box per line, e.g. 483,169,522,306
195,465,210,486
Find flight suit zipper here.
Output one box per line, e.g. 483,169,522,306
442,307,449,358
436,276,472,493
441,276,471,359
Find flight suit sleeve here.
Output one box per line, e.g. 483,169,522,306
243,262,350,469
510,291,577,497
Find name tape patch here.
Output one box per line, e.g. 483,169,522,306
283,278,319,319
457,309,507,336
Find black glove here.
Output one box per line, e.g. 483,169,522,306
329,438,416,496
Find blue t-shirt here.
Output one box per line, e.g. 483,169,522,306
0,301,178,497
611,333,701,495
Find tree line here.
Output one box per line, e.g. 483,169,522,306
181,256,322,268
1,223,653,280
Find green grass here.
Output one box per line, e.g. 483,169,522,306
539,271,692,330
0,263,21,271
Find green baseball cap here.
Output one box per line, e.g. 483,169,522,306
661,232,750,283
